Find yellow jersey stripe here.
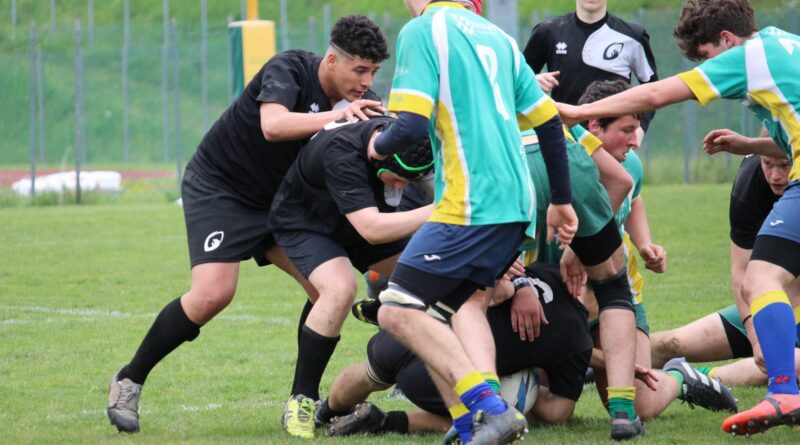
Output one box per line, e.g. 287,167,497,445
678,69,719,106
430,103,469,225
388,91,436,118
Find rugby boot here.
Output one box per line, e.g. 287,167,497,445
722,394,800,436
351,297,381,326
442,426,463,445
610,410,645,441
326,402,387,436
106,372,142,433
664,357,738,413
468,406,527,445
283,394,317,439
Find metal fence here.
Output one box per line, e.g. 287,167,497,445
1,6,797,186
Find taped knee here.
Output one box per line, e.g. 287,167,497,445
591,269,634,312
379,283,450,323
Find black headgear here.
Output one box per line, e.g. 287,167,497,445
372,136,434,180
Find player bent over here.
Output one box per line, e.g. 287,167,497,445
652,150,800,386
105,16,389,434
320,262,593,439
557,0,800,434
267,115,434,438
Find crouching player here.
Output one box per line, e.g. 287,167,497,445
267,115,434,438
317,262,594,438
651,147,800,386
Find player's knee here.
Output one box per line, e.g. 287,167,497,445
377,284,428,330
319,278,358,309
590,269,633,313
186,285,236,317
652,331,682,357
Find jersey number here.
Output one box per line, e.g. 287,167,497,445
779,38,800,55
477,45,511,120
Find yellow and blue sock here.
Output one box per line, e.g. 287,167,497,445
456,372,507,416
794,305,800,344
607,386,636,419
450,403,472,444
752,291,799,395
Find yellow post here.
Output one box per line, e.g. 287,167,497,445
247,0,259,20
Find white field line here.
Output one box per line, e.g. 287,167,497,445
45,399,284,421
0,305,291,326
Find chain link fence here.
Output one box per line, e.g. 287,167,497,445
1,6,796,185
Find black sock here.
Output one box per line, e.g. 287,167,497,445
381,411,409,434
296,299,314,347
291,325,340,400
119,297,201,385
315,398,352,424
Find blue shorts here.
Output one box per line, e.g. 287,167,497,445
757,181,800,243
397,222,526,288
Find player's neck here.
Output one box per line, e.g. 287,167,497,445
318,58,343,104
575,7,607,24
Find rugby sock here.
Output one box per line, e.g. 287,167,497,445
456,372,507,415
794,305,800,343
381,411,409,434
707,367,719,379
751,291,799,395
450,403,473,444
481,371,501,393
292,325,340,400
314,398,350,424
607,386,636,419
296,299,314,347
695,366,718,379
666,370,685,397
120,297,200,385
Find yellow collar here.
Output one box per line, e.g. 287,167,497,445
422,1,466,15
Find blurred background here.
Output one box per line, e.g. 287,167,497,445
0,0,795,193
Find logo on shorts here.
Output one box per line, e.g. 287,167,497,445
423,254,442,262
204,231,224,252
769,219,784,227
555,42,567,55
309,103,320,113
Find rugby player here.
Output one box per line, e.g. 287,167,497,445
369,1,578,443
105,16,389,434
556,0,800,434
322,262,594,438
651,134,800,386
267,115,434,438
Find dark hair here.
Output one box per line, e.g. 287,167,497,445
373,137,434,180
330,15,390,62
674,0,757,61
577,80,638,129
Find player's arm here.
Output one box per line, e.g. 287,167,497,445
370,112,429,159
260,101,384,142
703,128,786,158
522,23,549,74
557,76,694,126
346,204,433,245
626,196,666,273
592,147,633,213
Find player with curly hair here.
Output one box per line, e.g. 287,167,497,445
558,0,800,436
105,15,389,435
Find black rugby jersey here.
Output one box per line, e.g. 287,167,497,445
268,116,396,239
188,50,380,207
730,155,781,249
523,12,658,131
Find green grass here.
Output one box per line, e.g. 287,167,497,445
1,184,797,444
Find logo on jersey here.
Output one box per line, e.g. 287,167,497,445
603,42,624,60
204,231,224,252
309,103,320,113
769,219,785,227
423,254,442,262
555,42,568,55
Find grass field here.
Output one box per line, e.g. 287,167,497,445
1,183,797,444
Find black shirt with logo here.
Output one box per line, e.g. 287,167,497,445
523,13,658,131
730,155,781,249
188,49,380,208
268,116,396,240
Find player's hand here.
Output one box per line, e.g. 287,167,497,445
546,203,578,248
341,99,386,123
536,71,560,93
504,259,526,280
635,362,660,391
490,278,515,306
367,131,387,161
510,285,549,341
703,128,751,156
559,247,587,299
555,102,582,127
639,243,667,273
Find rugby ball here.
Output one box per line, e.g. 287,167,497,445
499,368,540,414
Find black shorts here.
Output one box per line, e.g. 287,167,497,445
366,330,450,418
182,167,276,267
274,230,409,278
541,350,591,402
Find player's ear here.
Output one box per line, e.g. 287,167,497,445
588,119,603,135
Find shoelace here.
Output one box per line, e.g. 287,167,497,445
115,382,140,406
296,399,316,426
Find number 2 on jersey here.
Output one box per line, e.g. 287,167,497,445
477,44,511,120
